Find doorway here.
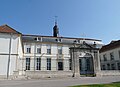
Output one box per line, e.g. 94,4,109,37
79,57,94,76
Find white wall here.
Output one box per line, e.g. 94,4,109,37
0,33,23,76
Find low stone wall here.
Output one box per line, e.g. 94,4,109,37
99,70,120,76
22,71,73,79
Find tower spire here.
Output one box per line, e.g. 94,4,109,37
53,16,59,37
55,16,58,25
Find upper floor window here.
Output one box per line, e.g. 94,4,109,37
47,45,51,54
58,46,62,55
37,48,41,54
103,54,107,61
27,48,31,53
110,52,114,60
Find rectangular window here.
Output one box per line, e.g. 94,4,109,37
69,59,72,70
107,63,110,70
36,58,41,70
58,46,62,55
27,48,31,53
47,58,51,70
119,51,120,59
111,63,115,70
102,65,106,70
37,48,41,54
47,45,51,54
110,52,114,60
103,54,107,61
117,63,120,70
26,58,30,70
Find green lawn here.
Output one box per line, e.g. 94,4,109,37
69,82,120,87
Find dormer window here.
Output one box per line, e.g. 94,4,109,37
56,38,62,42
34,37,42,41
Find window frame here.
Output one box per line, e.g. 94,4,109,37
47,58,51,70
26,58,30,70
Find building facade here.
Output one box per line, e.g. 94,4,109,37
100,40,120,76
0,24,103,79
20,35,103,78
0,25,23,79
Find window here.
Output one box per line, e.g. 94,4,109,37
103,54,107,61
69,59,72,70
27,48,31,53
37,48,41,54
117,63,120,70
102,65,106,70
47,45,51,54
107,63,110,70
58,46,62,55
111,63,115,70
36,58,41,70
26,58,30,70
110,52,114,60
47,58,51,70
119,51,120,59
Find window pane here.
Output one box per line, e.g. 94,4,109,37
107,63,110,70
26,58,30,70
27,48,31,53
117,63,120,70
110,52,114,60
69,59,72,70
119,51,120,59
58,46,62,55
37,48,41,54
47,45,51,54
36,58,41,70
103,54,107,61
111,63,115,70
47,58,51,70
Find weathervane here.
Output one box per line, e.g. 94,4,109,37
55,16,58,25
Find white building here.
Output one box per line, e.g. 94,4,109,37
0,25,23,79
100,40,120,76
18,23,103,78
0,23,103,79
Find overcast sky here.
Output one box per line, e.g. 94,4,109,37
0,0,120,44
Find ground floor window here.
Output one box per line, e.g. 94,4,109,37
117,63,120,70
26,58,30,70
36,58,41,70
47,58,51,70
69,59,72,70
111,63,115,70
107,63,110,70
102,65,106,70
58,62,63,70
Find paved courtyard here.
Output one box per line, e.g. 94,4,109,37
0,76,120,87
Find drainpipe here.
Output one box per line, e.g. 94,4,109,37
7,33,12,79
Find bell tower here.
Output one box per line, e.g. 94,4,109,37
53,16,59,37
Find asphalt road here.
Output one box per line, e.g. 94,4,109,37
0,76,120,87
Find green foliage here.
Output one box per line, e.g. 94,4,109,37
69,82,120,87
